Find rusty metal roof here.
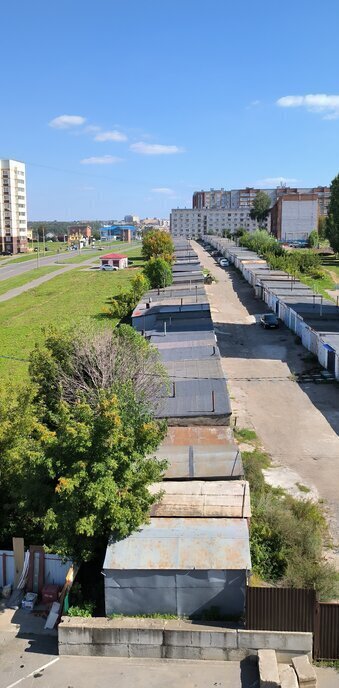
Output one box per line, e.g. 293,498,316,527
103,517,251,571
149,480,251,518
155,426,243,480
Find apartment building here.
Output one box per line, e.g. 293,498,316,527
0,159,28,254
193,186,330,215
170,208,270,239
270,194,318,242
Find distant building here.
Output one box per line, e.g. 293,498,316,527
270,194,319,243
0,159,28,254
99,224,137,241
193,185,330,215
100,253,128,269
124,215,140,224
170,208,269,239
67,224,92,246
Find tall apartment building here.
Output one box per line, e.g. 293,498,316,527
170,208,270,239
270,194,318,242
193,186,330,215
0,159,28,254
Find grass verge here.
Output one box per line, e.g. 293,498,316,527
0,266,63,296
0,250,144,384
236,428,339,599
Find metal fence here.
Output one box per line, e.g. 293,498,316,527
246,587,339,660
0,550,71,588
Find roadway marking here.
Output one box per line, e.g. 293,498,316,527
5,657,59,688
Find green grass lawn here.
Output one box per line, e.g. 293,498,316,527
0,266,64,296
58,241,139,264
0,249,144,385
300,272,336,301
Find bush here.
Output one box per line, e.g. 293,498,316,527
68,602,95,617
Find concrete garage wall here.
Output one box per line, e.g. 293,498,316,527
59,617,312,662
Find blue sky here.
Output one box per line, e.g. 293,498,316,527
2,0,339,220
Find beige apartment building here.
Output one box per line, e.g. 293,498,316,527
0,159,28,254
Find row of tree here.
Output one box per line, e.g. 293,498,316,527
0,229,177,564
239,230,323,278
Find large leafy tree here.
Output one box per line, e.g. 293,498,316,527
142,229,174,263
326,174,339,253
249,191,271,226
143,257,173,288
0,326,168,562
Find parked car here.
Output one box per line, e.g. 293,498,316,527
1,250,12,256
101,264,118,271
219,258,229,267
260,314,279,329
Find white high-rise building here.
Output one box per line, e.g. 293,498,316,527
0,159,28,254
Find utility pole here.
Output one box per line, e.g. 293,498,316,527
36,230,40,269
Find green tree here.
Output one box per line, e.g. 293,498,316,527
308,229,319,248
326,174,339,253
318,215,327,240
143,257,173,288
249,191,271,226
142,230,174,263
0,326,168,562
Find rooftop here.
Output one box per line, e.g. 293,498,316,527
103,517,251,571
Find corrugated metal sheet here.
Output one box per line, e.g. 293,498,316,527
246,587,316,632
149,480,251,518
318,602,339,660
103,517,251,571
44,554,73,585
156,425,243,480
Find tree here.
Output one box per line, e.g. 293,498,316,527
0,326,169,562
249,192,271,226
326,174,339,253
318,215,326,240
143,257,173,288
105,272,150,319
142,230,174,263
308,229,319,248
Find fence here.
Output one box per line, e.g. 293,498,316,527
246,587,339,660
0,550,72,588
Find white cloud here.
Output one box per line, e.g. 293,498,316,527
49,114,86,129
84,125,101,133
94,130,127,142
256,176,299,187
276,94,339,120
151,187,175,194
130,142,184,155
80,155,123,165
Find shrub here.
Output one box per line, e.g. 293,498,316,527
68,602,95,617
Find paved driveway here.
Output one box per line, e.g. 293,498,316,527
193,241,339,551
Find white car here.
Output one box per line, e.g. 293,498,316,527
100,264,118,271
219,258,229,267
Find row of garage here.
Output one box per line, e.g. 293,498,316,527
204,236,339,380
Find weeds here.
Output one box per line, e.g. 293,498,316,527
234,427,258,443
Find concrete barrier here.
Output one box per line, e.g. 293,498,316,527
58,617,313,661
258,649,280,688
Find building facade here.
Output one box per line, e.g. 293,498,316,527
270,194,319,242
0,159,28,254
170,208,270,239
193,186,330,215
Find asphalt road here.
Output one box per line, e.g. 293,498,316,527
192,241,339,555
0,248,96,282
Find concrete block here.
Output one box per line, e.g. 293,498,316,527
165,645,201,660
258,649,281,688
199,647,228,661
164,628,237,649
239,630,312,654
291,655,317,686
119,628,163,645
58,643,128,657
279,665,298,688
128,644,164,659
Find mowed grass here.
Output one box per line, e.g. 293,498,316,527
0,266,64,296
0,252,144,384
